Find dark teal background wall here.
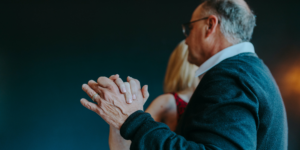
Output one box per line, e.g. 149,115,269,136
1,0,300,150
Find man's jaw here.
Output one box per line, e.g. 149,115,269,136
188,53,200,67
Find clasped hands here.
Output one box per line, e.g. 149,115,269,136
81,74,149,130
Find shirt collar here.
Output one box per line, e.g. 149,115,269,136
195,42,255,77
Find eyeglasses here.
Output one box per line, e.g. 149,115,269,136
182,17,208,37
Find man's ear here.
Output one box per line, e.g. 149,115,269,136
205,15,219,38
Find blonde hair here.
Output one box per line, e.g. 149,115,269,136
163,40,199,93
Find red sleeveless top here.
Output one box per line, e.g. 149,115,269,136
171,93,188,122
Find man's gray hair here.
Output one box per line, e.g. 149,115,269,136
201,0,256,44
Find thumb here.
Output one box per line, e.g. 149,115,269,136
141,85,149,103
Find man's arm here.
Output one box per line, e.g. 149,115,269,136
119,73,258,150
120,105,256,149
120,111,213,149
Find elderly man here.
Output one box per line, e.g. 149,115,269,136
81,0,288,149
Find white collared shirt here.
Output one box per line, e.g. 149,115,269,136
195,42,255,79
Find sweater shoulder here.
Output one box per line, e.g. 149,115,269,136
203,53,266,82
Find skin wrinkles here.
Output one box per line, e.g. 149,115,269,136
102,88,129,116
81,76,148,130
100,100,127,129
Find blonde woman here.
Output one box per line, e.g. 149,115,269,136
108,40,199,149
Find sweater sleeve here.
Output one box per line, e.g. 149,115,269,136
120,111,224,150
120,68,258,150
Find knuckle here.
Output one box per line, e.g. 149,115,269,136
107,84,113,90
99,101,103,108
109,74,116,78
94,97,100,103
95,108,101,114
89,91,94,97
103,92,108,100
134,79,139,83
88,80,94,84
116,78,123,84
130,79,135,85
103,92,111,100
115,78,120,83
97,76,106,83
86,103,92,110
135,79,140,86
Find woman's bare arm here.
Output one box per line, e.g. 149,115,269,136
145,94,175,122
109,126,131,150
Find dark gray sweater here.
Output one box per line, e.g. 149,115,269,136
120,53,288,150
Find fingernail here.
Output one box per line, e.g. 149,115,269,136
82,84,87,88
129,99,132,103
133,94,136,99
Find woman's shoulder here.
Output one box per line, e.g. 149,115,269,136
146,93,176,112
153,93,176,105
145,93,177,123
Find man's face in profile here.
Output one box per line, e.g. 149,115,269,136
185,4,207,67
186,0,252,67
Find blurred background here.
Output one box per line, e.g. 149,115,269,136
0,0,299,149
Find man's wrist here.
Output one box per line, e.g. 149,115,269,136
120,110,150,140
